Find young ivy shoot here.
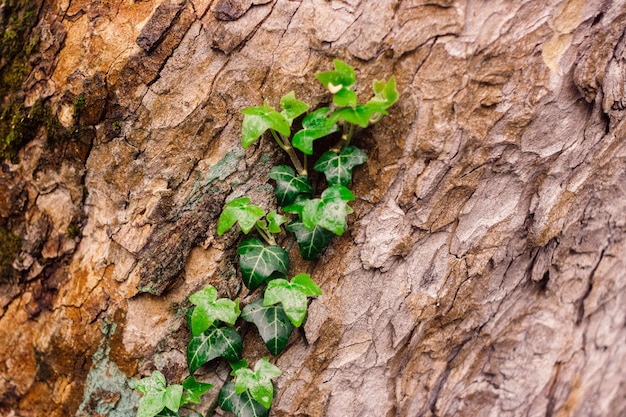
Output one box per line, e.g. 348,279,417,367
132,59,398,417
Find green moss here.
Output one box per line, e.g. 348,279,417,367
73,94,86,112
0,0,43,162
0,226,20,284
65,223,81,239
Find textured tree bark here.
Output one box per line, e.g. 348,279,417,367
1,0,625,416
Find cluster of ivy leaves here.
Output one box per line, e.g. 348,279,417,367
132,60,398,417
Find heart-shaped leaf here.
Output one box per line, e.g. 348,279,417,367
292,108,339,155
313,146,367,187
237,238,289,290
241,298,295,355
218,382,269,417
133,371,183,417
232,358,282,409
188,285,240,336
286,220,334,260
241,103,291,148
218,197,265,235
181,376,213,405
264,273,322,327
187,326,243,374
316,59,358,107
268,165,313,206
280,91,309,123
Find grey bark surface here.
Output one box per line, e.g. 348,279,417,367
1,0,625,416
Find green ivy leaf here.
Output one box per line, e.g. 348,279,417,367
218,382,269,417
266,210,289,234
280,91,309,123
188,285,240,336
329,104,378,128
237,238,289,290
230,358,249,372
133,370,166,395
369,76,399,111
286,220,334,260
283,198,322,230
217,197,265,235
241,298,295,355
264,273,322,327
292,108,339,155
233,358,282,409
283,186,354,235
154,408,180,417
181,376,213,405
316,59,358,107
330,77,398,127
164,385,183,412
133,371,183,417
268,165,313,207
187,326,243,374
315,186,354,235
241,103,291,148
313,146,367,187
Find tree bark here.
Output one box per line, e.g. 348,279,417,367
1,0,625,416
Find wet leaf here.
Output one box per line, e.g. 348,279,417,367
232,358,281,409
264,273,322,327
283,186,354,235
241,298,295,355
133,371,183,417
188,285,240,336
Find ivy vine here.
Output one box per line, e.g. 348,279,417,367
132,59,398,417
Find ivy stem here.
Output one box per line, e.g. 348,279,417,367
255,223,276,246
331,122,355,153
270,129,307,176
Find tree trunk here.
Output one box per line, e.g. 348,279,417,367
1,0,625,416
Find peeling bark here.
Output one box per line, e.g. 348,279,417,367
1,1,626,416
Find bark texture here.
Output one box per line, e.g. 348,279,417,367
1,0,625,416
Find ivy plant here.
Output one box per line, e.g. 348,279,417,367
133,59,398,417
264,273,322,327
132,371,212,417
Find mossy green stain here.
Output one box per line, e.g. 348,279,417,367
0,0,45,162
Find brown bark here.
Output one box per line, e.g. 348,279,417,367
1,0,625,416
